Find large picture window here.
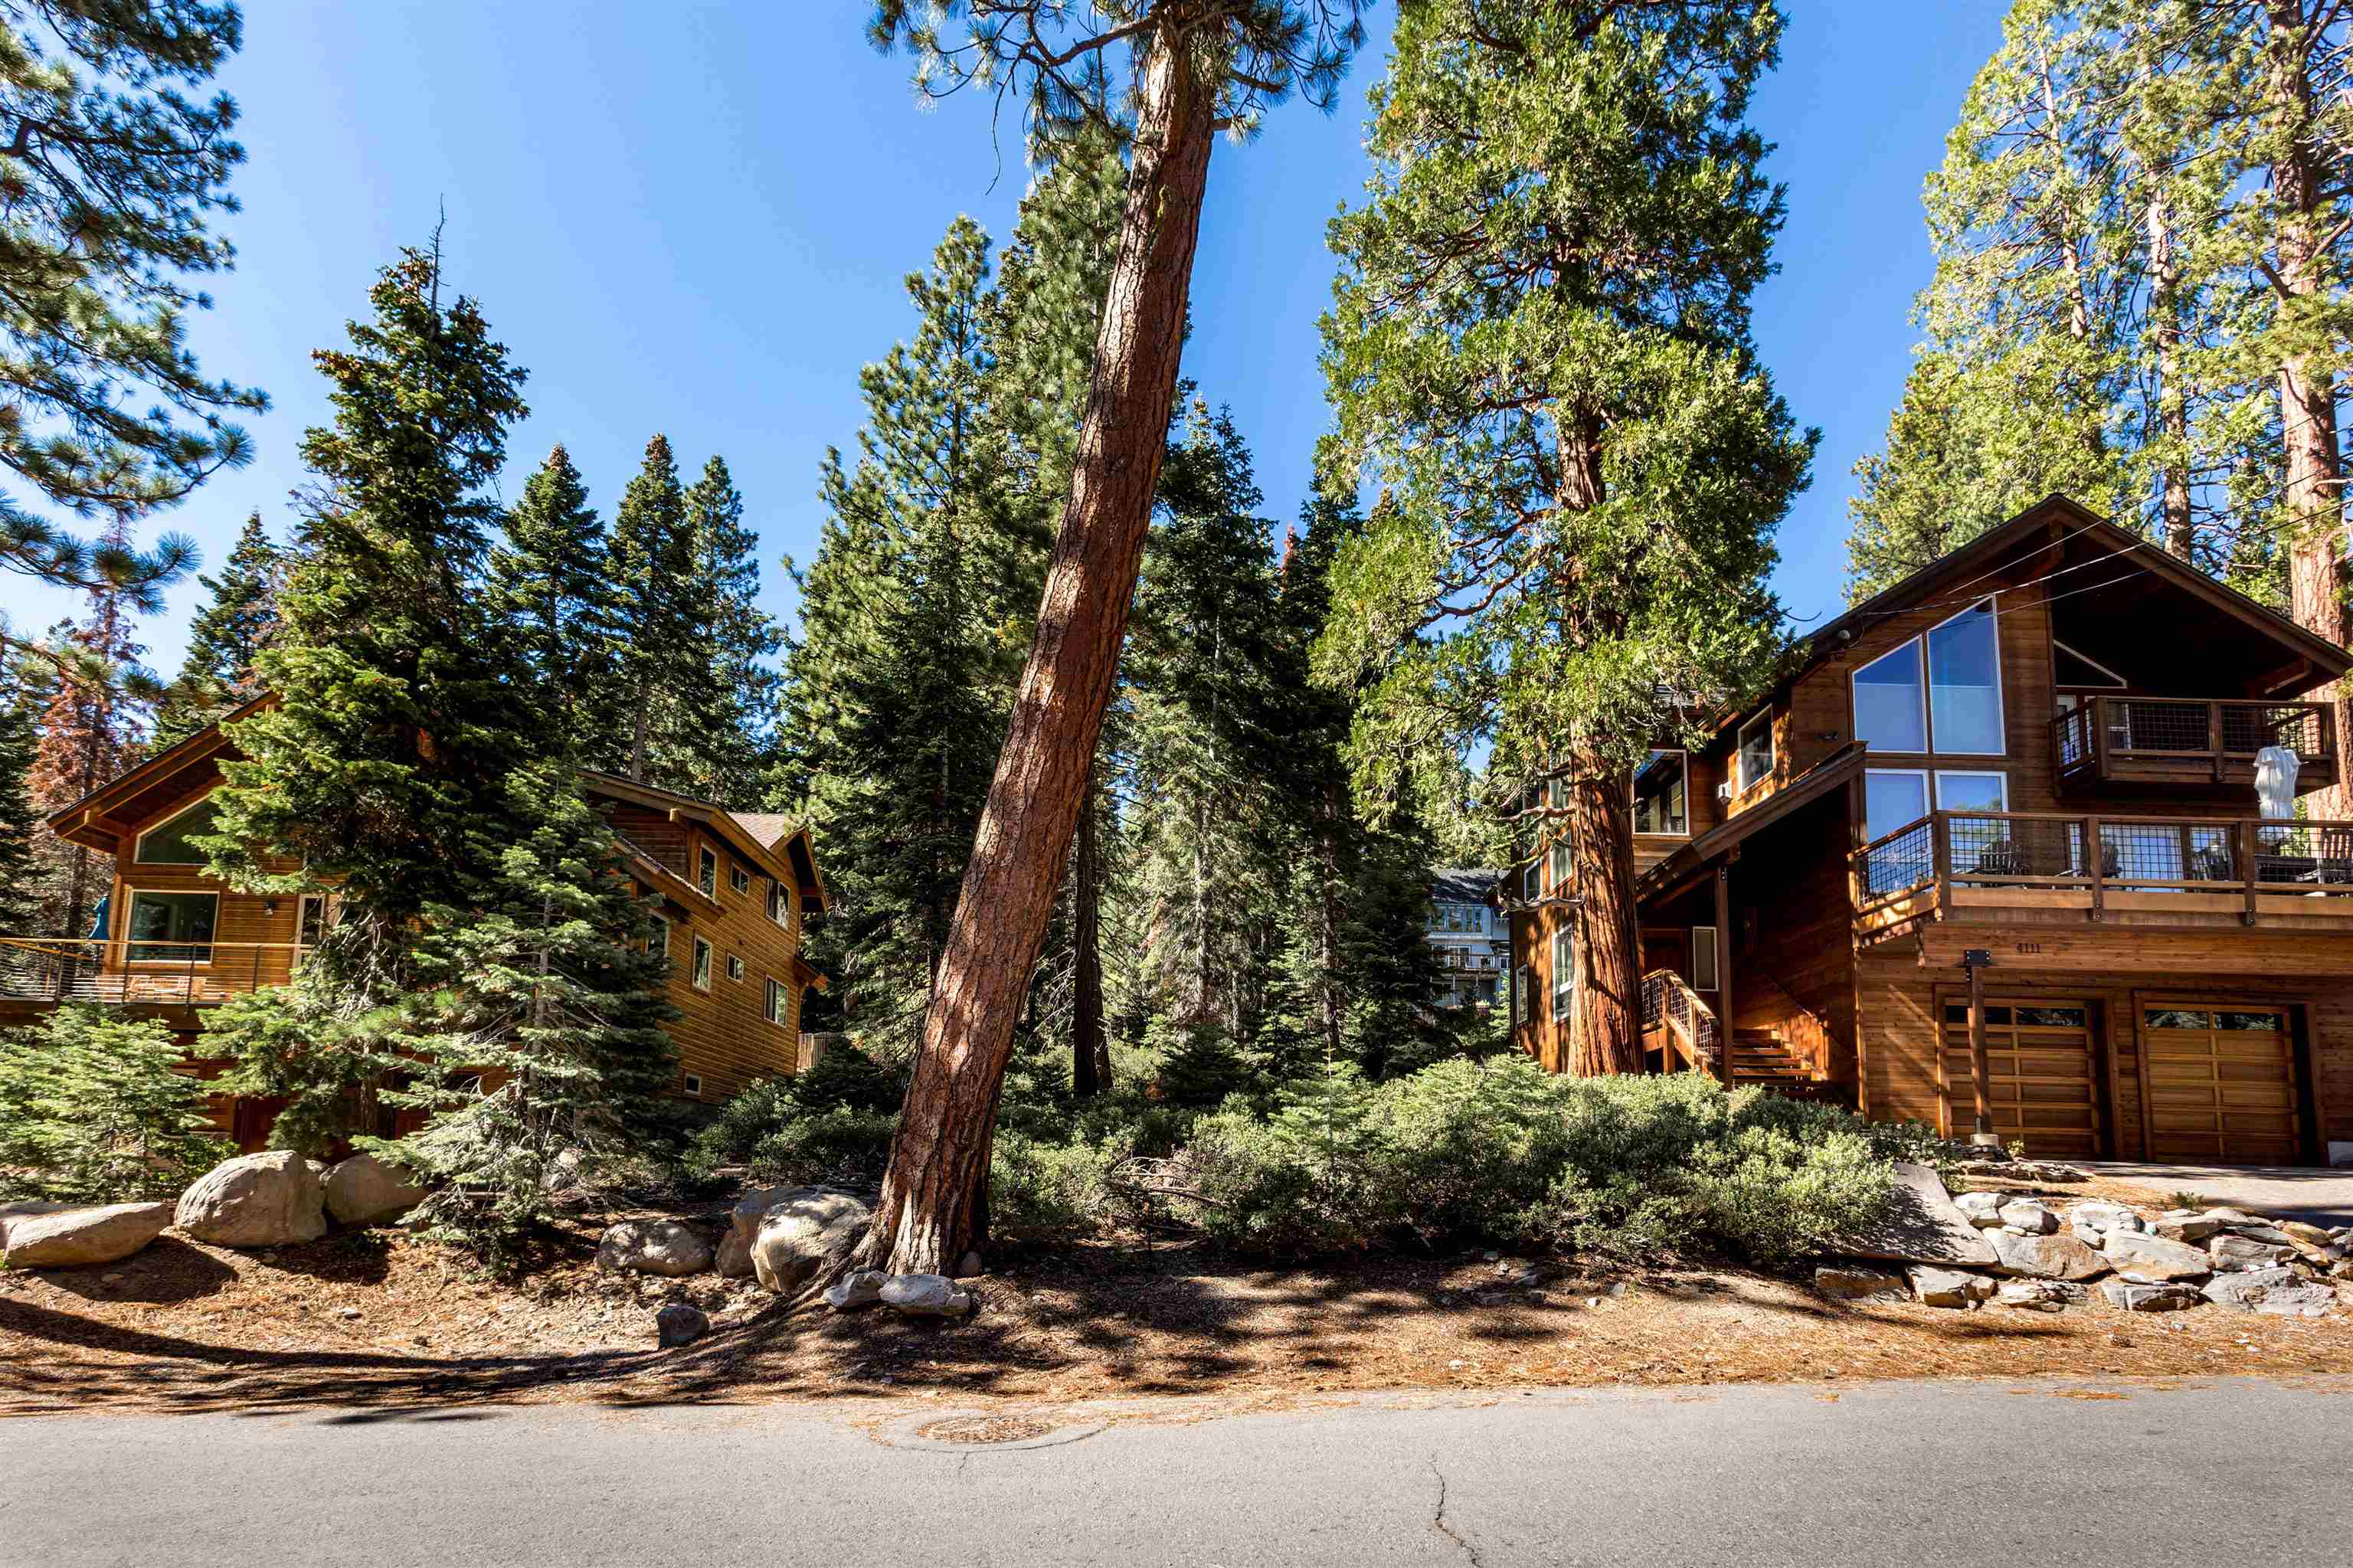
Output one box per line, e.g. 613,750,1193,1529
125,890,217,962
133,795,220,865
1851,600,2005,757
1864,768,1929,841
1926,601,2004,753
1632,750,1688,836
1853,641,1926,753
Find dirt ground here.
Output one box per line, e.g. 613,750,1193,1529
3,1170,2347,1418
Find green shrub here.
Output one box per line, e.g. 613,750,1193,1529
1162,1059,1901,1265
0,1007,232,1202
689,1045,905,1182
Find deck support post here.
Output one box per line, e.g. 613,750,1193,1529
1713,866,1734,1088
1962,948,1998,1147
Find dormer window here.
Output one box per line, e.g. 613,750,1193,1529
134,794,221,865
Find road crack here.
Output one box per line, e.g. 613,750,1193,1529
1429,1456,1485,1567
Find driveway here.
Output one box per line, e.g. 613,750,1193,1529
2080,1160,2353,1226
3,1378,2350,1566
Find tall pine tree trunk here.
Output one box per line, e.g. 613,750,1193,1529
2146,193,2194,558
855,29,1219,1278
1566,760,1643,1077
1072,760,1105,1098
1556,411,1643,1077
2265,2,2351,819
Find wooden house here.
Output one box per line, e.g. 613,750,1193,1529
1510,495,2353,1167
1428,868,1510,1009
3,703,830,1147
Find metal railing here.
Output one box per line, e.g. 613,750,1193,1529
0,938,306,1007
2053,697,2335,777
1639,967,1720,1070
1851,811,2353,926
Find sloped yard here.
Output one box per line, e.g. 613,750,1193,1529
4,1167,2349,1418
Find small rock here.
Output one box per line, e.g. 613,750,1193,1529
879,1272,973,1318
1996,1279,2083,1313
1816,1265,1908,1303
1998,1199,2059,1235
1910,1266,1995,1308
336,1305,361,1320
2103,1229,2213,1283
2153,1214,2225,1244
594,1220,713,1278
2063,1202,2142,1238
959,1251,984,1278
824,1269,888,1312
1987,1229,2108,1282
2254,1287,2338,1319
656,1302,709,1347
2102,1280,2202,1313
712,1228,753,1280
2279,1220,2333,1249
2202,1267,2300,1312
1604,1282,1628,1298
2209,1235,2293,1272
1954,1192,2004,1228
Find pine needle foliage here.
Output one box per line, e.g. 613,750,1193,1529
0,1005,230,1202
152,511,280,748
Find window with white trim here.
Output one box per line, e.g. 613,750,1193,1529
1691,925,1720,991
767,882,794,931
730,863,750,895
1736,713,1775,792
698,846,718,898
1550,929,1576,1021
725,954,745,983
1515,965,1533,1025
691,935,713,990
766,977,790,1026
681,1073,702,1097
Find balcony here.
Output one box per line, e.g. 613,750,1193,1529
0,938,301,1010
2051,697,2337,797
1852,810,2353,944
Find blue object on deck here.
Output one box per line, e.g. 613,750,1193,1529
85,894,108,941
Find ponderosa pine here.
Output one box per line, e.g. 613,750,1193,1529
1319,0,1815,1079
0,0,266,596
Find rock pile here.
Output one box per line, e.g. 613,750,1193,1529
1816,1164,2351,1318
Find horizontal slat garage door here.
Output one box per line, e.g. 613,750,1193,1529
2142,1006,2299,1165
1940,1000,2099,1160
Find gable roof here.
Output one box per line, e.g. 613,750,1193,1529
44,705,829,913
1716,494,2351,740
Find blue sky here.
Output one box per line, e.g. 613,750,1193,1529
2,2,2005,675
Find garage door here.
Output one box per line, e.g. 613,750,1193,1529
2142,1005,2300,1165
1939,1000,2099,1159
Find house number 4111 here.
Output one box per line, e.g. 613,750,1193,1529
2014,941,2043,954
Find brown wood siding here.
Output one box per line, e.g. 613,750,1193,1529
1721,794,1857,1088
80,791,815,1115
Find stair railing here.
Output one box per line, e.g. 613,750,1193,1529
1639,967,1720,1072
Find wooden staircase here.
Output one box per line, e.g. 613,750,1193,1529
1729,1028,1842,1104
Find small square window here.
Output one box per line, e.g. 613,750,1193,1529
726,954,745,983
691,935,713,991
681,1073,702,1097
697,846,718,898
730,863,750,895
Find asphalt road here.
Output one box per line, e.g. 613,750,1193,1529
4,1377,2346,1566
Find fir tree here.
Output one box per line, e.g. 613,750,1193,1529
0,1006,229,1201
153,512,280,748
0,1,267,595
681,454,781,804
604,434,698,788
488,444,614,730
382,759,679,1260
1319,0,1816,1077
0,653,44,933
203,240,539,1146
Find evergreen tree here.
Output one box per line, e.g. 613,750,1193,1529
0,1,266,595
0,1006,229,1201
153,511,280,748
681,454,781,804
488,444,614,730
1319,0,1815,1078
26,522,173,942
0,648,44,933
603,434,698,788
202,241,540,1146
381,759,679,1260
784,218,1007,1055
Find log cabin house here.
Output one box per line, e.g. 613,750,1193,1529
1,702,831,1147
1510,495,2353,1167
